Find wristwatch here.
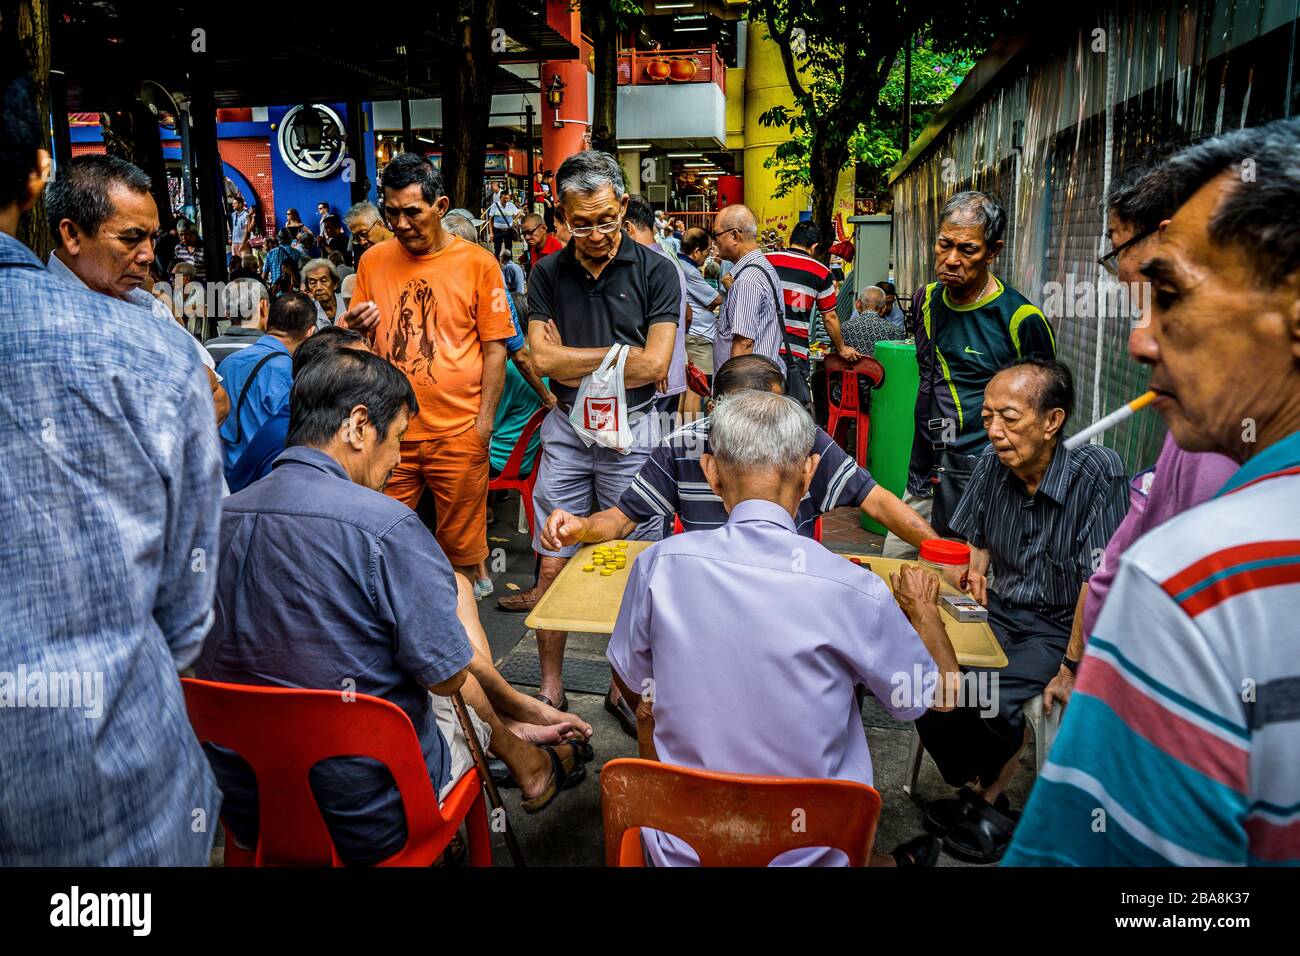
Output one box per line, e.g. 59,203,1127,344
1061,654,1080,676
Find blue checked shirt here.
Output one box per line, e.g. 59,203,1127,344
0,232,224,864
263,243,302,284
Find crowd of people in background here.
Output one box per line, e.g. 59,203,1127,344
2,54,1298,870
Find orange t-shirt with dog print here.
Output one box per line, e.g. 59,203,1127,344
353,234,515,441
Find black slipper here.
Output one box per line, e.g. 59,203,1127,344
604,688,638,740
891,834,941,868
923,786,1010,836
942,799,1019,864
521,743,588,814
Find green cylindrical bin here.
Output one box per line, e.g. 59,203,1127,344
862,340,919,534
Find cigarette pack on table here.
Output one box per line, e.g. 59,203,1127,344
940,593,988,623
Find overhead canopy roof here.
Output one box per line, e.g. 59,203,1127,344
52,0,577,111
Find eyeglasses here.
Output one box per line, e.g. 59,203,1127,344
709,226,740,243
569,217,623,238
1098,228,1157,276
524,222,548,237
352,221,381,241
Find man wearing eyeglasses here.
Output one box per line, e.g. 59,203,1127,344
521,212,563,271
343,200,394,259
504,151,681,719
709,204,786,375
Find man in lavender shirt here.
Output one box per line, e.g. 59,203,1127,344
1043,148,1237,714
607,390,963,866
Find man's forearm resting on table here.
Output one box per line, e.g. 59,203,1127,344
910,611,962,712
583,507,638,543
863,486,936,549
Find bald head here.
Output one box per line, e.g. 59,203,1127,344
715,204,756,237
714,204,758,262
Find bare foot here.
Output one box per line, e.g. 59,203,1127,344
516,742,580,801
527,698,593,739
502,718,576,745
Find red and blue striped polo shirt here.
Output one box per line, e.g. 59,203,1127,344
1005,430,1300,866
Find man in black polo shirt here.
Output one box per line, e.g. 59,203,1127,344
499,151,680,719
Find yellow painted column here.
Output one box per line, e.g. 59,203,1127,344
742,21,855,241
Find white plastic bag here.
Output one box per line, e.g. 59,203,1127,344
568,344,633,453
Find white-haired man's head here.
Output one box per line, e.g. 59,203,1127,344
701,389,820,517
856,285,887,315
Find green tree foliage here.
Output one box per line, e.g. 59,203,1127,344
761,41,976,209
748,0,1012,254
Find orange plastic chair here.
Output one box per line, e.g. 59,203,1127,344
181,678,491,867
824,354,886,467
488,405,548,537
673,512,822,542
600,758,882,866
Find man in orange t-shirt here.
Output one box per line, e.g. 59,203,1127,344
351,153,514,577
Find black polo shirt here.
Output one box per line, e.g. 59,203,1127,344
526,233,681,409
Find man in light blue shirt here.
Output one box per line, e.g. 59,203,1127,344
0,72,222,864
608,390,960,866
218,290,316,476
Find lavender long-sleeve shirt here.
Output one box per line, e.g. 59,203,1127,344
1081,433,1237,636
608,498,938,866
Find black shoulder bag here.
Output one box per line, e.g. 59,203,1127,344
923,297,979,537
230,351,286,444
734,263,812,405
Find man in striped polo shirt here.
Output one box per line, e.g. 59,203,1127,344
767,219,839,371
541,353,936,545
1006,118,1300,867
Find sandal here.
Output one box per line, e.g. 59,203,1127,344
489,738,593,790
532,691,569,713
604,688,638,740
520,743,588,814
942,799,1019,864
497,590,539,613
890,834,941,868
923,786,1010,836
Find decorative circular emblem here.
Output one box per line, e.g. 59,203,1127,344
277,104,347,179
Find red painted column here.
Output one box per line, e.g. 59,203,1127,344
541,58,589,174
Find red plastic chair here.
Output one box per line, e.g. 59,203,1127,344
673,513,822,542
488,406,548,537
181,678,491,867
601,758,882,866
824,354,886,467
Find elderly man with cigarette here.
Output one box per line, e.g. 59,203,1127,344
910,357,1128,864
1007,118,1300,867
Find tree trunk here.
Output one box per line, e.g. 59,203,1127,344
439,0,497,210
808,123,848,264
587,5,618,154
7,0,54,258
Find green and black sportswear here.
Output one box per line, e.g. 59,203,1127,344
907,275,1056,496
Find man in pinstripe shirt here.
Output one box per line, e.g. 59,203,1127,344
711,205,786,372
914,357,1128,863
